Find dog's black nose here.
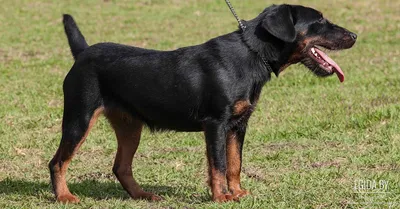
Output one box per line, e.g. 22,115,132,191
350,32,357,40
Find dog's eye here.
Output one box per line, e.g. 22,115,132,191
318,17,324,23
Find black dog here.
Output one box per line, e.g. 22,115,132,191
49,4,356,203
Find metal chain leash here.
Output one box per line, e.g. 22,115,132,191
224,0,273,73
224,0,246,31
260,55,273,72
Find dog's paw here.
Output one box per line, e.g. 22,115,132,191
213,194,240,202
132,191,163,202
57,194,80,203
232,189,250,198
148,194,163,202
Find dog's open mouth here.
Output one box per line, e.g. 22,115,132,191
301,46,345,82
306,46,344,82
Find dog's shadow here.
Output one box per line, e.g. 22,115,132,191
0,178,209,203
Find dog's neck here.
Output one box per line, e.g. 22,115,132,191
240,18,288,76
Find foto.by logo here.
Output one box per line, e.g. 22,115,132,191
354,179,389,193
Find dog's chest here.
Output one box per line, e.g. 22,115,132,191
233,100,252,116
229,99,257,125
229,81,264,121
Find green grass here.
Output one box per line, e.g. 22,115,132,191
0,0,399,208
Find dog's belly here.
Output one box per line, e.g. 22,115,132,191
128,103,204,132
103,85,205,132
146,118,203,132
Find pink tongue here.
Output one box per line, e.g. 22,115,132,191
314,48,345,82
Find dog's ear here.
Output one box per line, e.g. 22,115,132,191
261,5,296,42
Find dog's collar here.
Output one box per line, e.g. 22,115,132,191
224,0,275,74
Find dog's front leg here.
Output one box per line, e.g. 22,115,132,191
204,122,239,202
226,128,250,199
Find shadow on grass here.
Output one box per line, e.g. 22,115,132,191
0,178,207,202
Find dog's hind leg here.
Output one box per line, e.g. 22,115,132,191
106,109,162,201
49,69,103,203
48,104,103,203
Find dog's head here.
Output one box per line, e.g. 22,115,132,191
256,4,357,82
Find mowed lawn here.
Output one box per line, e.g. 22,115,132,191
0,0,399,208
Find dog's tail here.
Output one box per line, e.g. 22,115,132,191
63,14,89,60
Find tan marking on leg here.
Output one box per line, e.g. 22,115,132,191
210,167,225,201
210,167,238,202
51,107,104,203
204,132,238,202
106,109,162,201
233,100,251,116
226,131,250,199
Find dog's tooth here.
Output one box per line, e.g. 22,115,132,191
311,48,316,53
